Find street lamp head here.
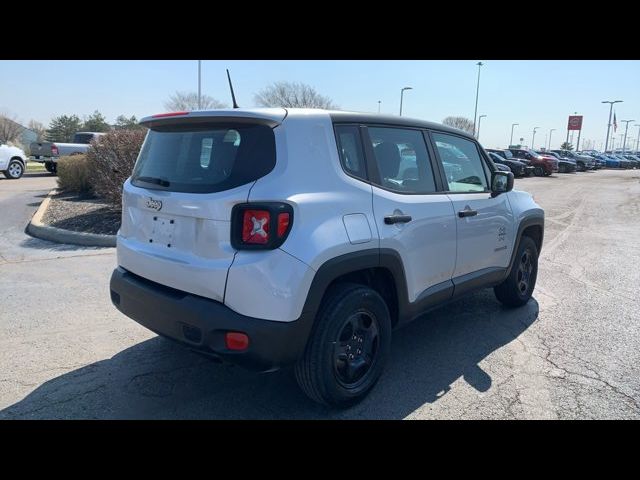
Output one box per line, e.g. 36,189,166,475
479,115,487,119
402,86,413,92
477,62,484,66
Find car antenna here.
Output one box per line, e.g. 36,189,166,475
227,69,239,109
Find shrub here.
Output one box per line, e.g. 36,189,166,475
86,129,147,207
56,155,92,194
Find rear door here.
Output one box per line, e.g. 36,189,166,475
117,117,280,302
429,131,515,279
364,126,457,303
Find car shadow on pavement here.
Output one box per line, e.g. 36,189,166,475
0,290,538,420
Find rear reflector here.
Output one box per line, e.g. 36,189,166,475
51,144,59,156
277,213,290,237
225,332,249,351
151,111,190,118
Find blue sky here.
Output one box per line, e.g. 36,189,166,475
1,60,639,150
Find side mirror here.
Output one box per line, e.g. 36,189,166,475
491,171,514,196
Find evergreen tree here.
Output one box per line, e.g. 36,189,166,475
46,115,82,142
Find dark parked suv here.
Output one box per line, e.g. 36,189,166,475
486,150,527,177
486,149,534,176
509,148,558,176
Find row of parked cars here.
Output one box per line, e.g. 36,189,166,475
485,147,640,177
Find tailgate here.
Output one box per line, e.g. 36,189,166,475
30,142,52,157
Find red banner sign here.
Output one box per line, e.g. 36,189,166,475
568,115,583,131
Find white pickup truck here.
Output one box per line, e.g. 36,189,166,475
30,132,105,174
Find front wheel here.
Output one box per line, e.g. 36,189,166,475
494,236,538,308
294,283,392,407
3,159,24,179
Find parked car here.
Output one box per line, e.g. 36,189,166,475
590,153,619,169
622,154,640,168
605,154,631,169
487,151,526,177
580,153,604,169
486,148,534,176
109,108,544,407
550,150,594,171
535,150,575,173
0,143,28,179
509,148,558,176
29,131,106,174
543,151,579,171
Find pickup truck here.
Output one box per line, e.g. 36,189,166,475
30,132,106,174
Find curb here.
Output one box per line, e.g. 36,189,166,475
27,189,116,247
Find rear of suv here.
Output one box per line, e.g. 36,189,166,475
110,109,544,407
509,148,558,175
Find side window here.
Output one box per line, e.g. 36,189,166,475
367,127,436,194
432,132,489,193
200,138,213,168
334,125,367,181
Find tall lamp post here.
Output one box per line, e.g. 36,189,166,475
621,119,635,154
377,100,381,113
477,115,486,141
635,124,640,153
400,87,413,116
531,127,540,149
399,87,412,116
548,128,556,150
472,61,484,137
510,123,519,147
602,100,623,152
197,60,202,110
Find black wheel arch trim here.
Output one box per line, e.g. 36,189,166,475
507,216,544,276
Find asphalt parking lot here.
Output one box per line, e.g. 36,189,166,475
1,169,639,419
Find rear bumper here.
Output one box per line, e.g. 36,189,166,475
109,267,313,372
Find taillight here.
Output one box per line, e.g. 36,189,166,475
151,111,190,118
231,203,293,250
51,144,59,156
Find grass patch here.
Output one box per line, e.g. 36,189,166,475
27,162,46,172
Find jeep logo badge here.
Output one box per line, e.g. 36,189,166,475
146,197,162,211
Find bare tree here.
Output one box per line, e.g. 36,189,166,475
442,116,475,135
254,81,337,109
0,113,23,144
164,91,227,111
28,120,47,141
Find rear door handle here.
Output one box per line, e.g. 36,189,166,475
458,209,478,218
384,214,412,225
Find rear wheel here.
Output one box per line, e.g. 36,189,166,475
294,283,392,407
44,162,57,174
3,159,24,179
494,236,538,308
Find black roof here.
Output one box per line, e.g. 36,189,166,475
327,111,475,139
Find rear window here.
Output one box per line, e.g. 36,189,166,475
131,123,275,193
73,133,95,144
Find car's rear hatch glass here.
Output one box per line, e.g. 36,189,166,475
131,123,276,194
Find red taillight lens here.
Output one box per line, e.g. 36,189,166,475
277,213,290,238
242,210,270,244
225,332,249,351
232,203,293,250
51,144,59,155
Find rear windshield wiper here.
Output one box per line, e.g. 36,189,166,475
135,176,170,187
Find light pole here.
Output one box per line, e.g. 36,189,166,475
635,125,640,153
399,87,412,116
197,60,202,110
602,100,623,152
377,100,381,113
531,127,540,149
510,123,519,147
548,128,556,150
621,119,635,153
477,115,486,141
472,61,484,137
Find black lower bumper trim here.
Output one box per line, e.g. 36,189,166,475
109,267,313,372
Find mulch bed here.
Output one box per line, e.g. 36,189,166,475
42,191,121,235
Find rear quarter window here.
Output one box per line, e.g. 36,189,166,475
131,123,275,193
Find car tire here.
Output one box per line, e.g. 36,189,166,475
44,162,57,175
3,159,24,179
294,283,392,408
494,236,538,308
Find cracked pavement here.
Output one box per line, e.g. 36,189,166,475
1,169,639,419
